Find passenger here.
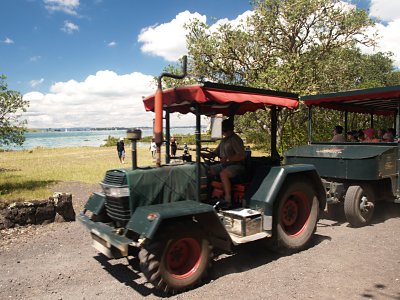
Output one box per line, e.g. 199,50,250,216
201,118,245,209
377,128,386,141
382,128,395,142
346,131,358,142
363,128,380,143
386,128,396,142
331,125,345,142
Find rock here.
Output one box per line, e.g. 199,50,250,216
6,203,36,227
0,193,75,229
52,193,75,222
0,210,7,230
16,206,36,225
35,200,55,224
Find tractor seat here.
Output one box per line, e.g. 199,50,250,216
210,149,251,206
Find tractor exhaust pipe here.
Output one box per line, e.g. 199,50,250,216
154,56,187,166
127,129,142,170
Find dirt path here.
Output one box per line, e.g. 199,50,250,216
0,182,399,300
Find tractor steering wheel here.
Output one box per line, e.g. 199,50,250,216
200,147,216,164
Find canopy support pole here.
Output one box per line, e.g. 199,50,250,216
195,103,201,203
370,113,374,129
165,107,170,164
308,106,313,144
396,103,400,139
271,106,279,159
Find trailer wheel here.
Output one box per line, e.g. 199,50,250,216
269,177,319,253
344,185,375,227
139,226,211,294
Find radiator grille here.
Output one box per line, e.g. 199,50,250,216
103,170,127,186
105,196,130,224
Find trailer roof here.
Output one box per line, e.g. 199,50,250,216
143,81,299,116
301,85,400,116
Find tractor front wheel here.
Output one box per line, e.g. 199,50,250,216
139,226,212,294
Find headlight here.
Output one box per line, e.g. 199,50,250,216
101,184,130,197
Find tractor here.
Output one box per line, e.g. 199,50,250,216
78,58,326,293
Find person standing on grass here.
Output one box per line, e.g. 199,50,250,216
170,137,177,157
150,138,157,158
117,137,125,163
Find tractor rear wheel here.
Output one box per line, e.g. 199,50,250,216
139,225,212,294
269,177,319,254
344,185,375,227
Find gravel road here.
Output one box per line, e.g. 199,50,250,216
1,182,399,300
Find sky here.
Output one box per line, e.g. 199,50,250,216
1,0,400,129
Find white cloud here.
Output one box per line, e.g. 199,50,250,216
30,78,44,87
210,10,253,30
30,56,42,62
61,20,79,34
369,0,400,21
138,11,206,61
3,37,14,44
363,19,400,68
138,10,254,62
22,70,196,128
357,1,400,68
44,0,80,15
107,41,117,47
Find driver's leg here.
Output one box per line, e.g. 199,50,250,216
220,168,233,205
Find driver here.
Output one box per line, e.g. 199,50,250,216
203,118,245,208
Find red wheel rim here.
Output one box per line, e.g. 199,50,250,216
166,238,202,280
280,192,311,236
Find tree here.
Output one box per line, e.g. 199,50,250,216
0,75,29,146
184,0,390,151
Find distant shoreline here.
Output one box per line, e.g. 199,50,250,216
28,126,202,133
4,127,201,151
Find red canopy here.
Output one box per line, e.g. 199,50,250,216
143,82,298,116
301,85,400,116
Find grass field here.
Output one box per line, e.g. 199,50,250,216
0,144,268,206
0,146,156,205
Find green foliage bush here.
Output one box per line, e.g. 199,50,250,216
101,136,131,147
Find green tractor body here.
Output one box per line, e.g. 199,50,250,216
78,66,327,293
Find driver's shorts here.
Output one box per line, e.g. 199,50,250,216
210,163,245,178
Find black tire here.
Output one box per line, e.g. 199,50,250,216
344,185,375,227
138,225,212,294
269,177,319,254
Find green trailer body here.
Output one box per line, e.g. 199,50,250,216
285,143,398,181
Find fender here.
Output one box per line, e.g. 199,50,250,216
127,200,233,251
84,192,106,215
249,164,326,229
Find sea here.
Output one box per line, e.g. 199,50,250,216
5,127,198,150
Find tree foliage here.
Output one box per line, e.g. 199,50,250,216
0,75,29,146
183,0,398,152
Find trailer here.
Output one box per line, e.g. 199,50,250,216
285,85,400,227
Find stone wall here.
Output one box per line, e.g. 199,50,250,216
0,193,75,230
